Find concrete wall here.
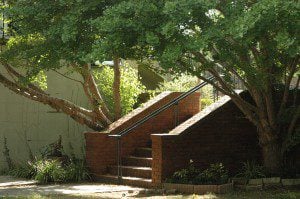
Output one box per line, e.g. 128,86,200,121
0,69,90,170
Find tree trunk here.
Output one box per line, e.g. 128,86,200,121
260,138,283,175
113,57,122,120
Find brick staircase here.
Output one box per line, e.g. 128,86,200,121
95,146,154,188
85,92,201,188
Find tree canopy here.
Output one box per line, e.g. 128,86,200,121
0,0,299,174
0,0,142,130
94,0,300,174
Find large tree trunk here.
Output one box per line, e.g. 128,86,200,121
113,57,122,120
259,131,283,175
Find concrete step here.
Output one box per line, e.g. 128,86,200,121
108,166,152,179
134,147,152,158
94,174,154,188
122,156,152,167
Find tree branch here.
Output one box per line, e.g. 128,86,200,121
278,56,299,117
52,69,84,85
0,71,104,130
0,60,47,94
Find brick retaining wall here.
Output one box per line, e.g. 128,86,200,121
151,94,261,184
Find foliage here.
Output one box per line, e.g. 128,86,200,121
93,63,145,116
201,98,213,109
40,136,63,158
236,161,266,180
6,157,90,184
3,138,90,183
33,159,65,183
8,161,37,179
94,0,300,174
166,163,200,184
153,73,214,109
166,163,228,185
155,73,198,92
0,0,144,130
29,71,48,90
64,159,91,182
195,163,228,185
2,0,299,173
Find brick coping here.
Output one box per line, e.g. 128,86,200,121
100,91,193,134
99,91,171,134
152,90,244,136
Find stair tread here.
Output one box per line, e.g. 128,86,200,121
110,165,152,170
97,174,152,182
124,156,152,160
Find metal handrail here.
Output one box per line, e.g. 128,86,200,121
109,76,216,183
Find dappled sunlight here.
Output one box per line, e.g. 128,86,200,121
0,176,37,187
0,178,144,198
52,184,143,194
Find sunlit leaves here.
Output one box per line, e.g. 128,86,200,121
93,63,145,116
30,70,47,90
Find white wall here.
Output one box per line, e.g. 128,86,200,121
0,69,90,170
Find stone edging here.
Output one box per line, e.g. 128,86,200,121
232,177,300,190
163,182,233,194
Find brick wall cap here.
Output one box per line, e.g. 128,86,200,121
100,91,196,134
168,91,243,136
169,91,242,135
169,95,231,135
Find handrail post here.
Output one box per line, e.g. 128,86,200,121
174,101,179,127
116,136,122,184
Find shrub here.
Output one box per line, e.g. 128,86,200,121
64,159,91,182
195,163,228,185
236,161,265,180
166,163,200,184
8,161,36,179
33,159,65,183
166,163,228,185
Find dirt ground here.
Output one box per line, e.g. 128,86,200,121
1,176,299,199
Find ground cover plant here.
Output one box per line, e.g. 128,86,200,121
3,137,91,184
235,161,266,180
166,163,228,185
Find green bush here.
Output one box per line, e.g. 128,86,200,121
34,159,65,183
64,159,91,182
8,162,36,179
236,161,265,180
166,163,228,185
166,163,200,184
93,63,145,116
6,158,90,184
195,163,228,185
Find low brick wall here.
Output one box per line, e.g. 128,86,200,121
151,94,261,184
85,92,200,176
